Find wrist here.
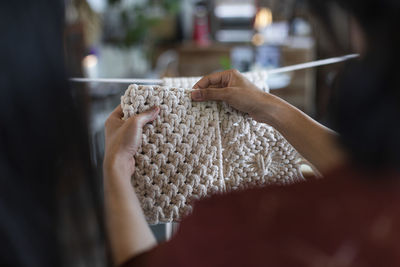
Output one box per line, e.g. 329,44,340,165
103,153,133,180
262,94,300,132
253,93,283,126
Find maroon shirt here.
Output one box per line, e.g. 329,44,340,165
122,166,400,267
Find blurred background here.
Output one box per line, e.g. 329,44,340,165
65,0,353,239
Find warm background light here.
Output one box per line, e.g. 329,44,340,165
82,54,98,68
251,33,265,46
254,7,273,31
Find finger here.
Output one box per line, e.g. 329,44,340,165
109,105,124,120
191,88,229,101
127,106,160,128
193,70,232,89
105,105,124,131
124,107,160,152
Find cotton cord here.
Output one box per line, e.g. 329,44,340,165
121,84,307,224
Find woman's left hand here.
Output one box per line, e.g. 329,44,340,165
103,105,160,178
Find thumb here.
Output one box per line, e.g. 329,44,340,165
127,106,160,129
123,106,160,153
191,88,229,102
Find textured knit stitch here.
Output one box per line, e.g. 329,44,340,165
220,103,303,190
122,84,225,224
121,84,305,224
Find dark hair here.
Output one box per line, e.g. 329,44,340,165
308,0,400,170
0,1,106,266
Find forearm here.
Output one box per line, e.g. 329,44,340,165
259,93,347,173
103,158,156,266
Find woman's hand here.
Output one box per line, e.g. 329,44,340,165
191,69,274,122
103,105,159,265
104,105,160,177
192,69,346,173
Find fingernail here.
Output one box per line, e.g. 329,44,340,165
193,84,199,89
191,90,202,100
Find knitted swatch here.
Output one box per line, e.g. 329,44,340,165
121,83,305,224
219,103,304,190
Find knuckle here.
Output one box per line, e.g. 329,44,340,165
230,69,240,75
201,89,210,99
221,87,231,94
202,89,217,100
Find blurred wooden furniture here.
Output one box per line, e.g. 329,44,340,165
272,43,316,115
174,40,316,115
177,42,231,76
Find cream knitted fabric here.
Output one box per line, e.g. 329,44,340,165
121,84,305,224
162,70,270,92
122,85,225,224
220,104,303,190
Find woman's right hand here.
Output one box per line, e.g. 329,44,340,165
191,69,274,123
191,69,345,173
